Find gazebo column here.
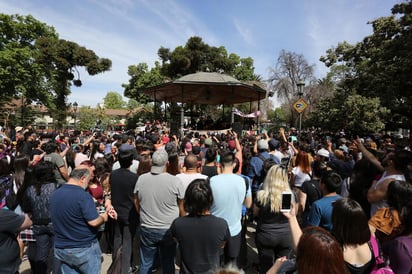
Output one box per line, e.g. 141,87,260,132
180,86,184,138
257,94,261,130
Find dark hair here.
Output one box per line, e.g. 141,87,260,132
94,157,112,179
387,180,412,212
32,161,57,195
321,170,342,193
220,150,235,167
137,154,152,175
44,141,58,154
332,198,370,246
312,160,327,178
233,157,240,173
205,148,217,164
297,226,348,274
13,154,30,190
401,200,412,234
0,157,11,176
167,154,180,176
118,150,133,168
184,178,213,215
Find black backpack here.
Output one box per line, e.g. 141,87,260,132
257,154,278,182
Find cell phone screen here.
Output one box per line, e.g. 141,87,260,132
281,192,292,212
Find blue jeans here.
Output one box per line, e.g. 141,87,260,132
54,240,101,274
139,226,176,274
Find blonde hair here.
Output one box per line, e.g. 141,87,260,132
256,164,293,212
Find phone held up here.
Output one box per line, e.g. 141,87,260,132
281,191,292,212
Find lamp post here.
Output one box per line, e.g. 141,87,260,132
297,81,305,136
73,102,78,129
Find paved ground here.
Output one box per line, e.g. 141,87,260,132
19,224,259,274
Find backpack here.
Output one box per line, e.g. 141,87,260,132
0,175,18,210
257,154,278,182
370,236,394,274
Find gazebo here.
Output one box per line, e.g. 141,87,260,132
140,72,268,134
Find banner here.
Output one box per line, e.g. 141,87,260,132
232,107,261,118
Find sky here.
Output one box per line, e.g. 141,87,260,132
0,0,401,107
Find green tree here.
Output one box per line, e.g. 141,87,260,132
307,92,388,134
0,14,112,129
320,1,412,129
123,62,164,104
36,38,111,128
0,14,57,123
77,106,99,131
126,98,140,110
103,91,125,109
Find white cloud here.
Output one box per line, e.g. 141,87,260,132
232,18,254,45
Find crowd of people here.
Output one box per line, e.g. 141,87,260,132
0,121,412,274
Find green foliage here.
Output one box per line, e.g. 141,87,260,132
156,36,256,81
319,1,412,129
0,14,57,110
103,91,125,109
0,13,112,129
307,92,388,134
126,98,139,110
268,107,287,125
77,106,99,131
122,62,164,104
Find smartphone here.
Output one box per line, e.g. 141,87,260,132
281,191,292,212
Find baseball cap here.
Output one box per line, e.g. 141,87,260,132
257,139,268,150
317,148,330,158
151,149,168,174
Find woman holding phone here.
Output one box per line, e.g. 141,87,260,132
253,164,296,274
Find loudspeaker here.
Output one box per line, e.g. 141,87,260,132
231,122,242,137
170,122,180,137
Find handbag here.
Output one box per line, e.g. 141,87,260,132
370,235,394,274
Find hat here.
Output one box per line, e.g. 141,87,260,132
204,138,213,147
228,140,236,150
268,139,280,150
339,145,349,153
317,148,330,158
151,149,168,174
185,142,192,152
257,139,268,150
15,126,23,132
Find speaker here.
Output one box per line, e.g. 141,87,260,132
170,122,180,137
231,122,242,137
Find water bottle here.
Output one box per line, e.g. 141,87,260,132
98,206,106,232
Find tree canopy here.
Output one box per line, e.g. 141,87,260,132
320,1,412,130
103,91,125,109
0,13,112,128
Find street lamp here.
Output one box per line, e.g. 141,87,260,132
297,81,305,135
73,102,78,129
